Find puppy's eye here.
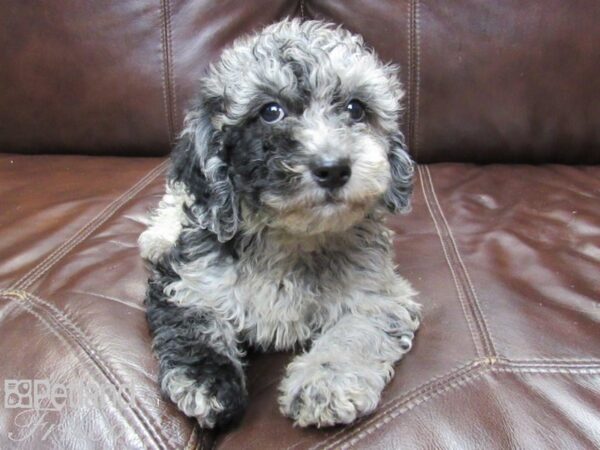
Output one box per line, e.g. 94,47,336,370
260,102,286,124
346,99,365,121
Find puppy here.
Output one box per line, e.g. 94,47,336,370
139,18,421,429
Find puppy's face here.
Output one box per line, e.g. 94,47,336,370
176,20,413,239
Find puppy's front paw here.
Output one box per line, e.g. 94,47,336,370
162,367,247,429
279,358,385,427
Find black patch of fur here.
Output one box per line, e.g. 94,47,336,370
384,132,414,213
145,264,247,429
224,121,302,212
169,132,211,204
169,93,240,242
168,223,238,265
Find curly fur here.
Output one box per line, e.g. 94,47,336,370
140,18,421,429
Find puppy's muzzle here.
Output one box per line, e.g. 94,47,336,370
310,158,352,190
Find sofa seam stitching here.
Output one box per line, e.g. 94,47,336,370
11,160,166,289
406,0,421,161
508,358,600,364
321,358,600,449
20,290,170,449
9,160,168,291
340,367,492,449
0,291,165,450
405,0,414,158
17,161,167,290
424,166,498,357
165,0,178,130
413,0,421,161
340,363,600,449
159,0,176,143
496,366,600,373
418,166,484,357
316,359,487,450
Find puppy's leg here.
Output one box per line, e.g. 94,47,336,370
145,270,246,429
279,293,420,427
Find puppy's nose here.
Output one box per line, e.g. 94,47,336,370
311,159,352,189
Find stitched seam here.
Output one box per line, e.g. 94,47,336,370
5,290,171,449
165,0,178,130
300,0,305,19
160,0,176,143
9,160,168,291
339,368,492,449
509,358,600,365
314,359,485,450
11,160,167,290
418,166,484,357
406,0,421,160
495,358,600,371
413,0,421,161
324,358,600,449
424,166,497,357
338,363,600,449
406,0,414,156
0,291,164,450
493,366,600,374
318,360,488,450
420,165,492,356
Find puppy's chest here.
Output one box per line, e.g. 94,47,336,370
232,250,347,350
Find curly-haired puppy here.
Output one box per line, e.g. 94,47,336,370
139,18,421,429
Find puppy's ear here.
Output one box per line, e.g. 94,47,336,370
383,132,414,213
169,94,239,242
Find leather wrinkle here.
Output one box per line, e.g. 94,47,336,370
70,290,146,312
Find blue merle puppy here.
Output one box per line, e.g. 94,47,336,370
139,18,421,429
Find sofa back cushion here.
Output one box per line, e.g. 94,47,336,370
1,0,599,163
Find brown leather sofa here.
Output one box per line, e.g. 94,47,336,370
1,1,599,448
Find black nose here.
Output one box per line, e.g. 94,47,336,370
311,159,352,189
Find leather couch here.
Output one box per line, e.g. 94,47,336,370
1,1,599,448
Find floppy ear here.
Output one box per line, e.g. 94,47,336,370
383,131,415,213
169,95,239,242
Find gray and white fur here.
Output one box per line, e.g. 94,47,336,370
140,18,421,429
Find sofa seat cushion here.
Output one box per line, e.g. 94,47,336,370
0,154,168,289
0,157,598,449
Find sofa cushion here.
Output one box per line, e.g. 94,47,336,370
0,154,167,289
2,1,600,163
0,1,298,157
0,157,598,448
309,0,600,164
